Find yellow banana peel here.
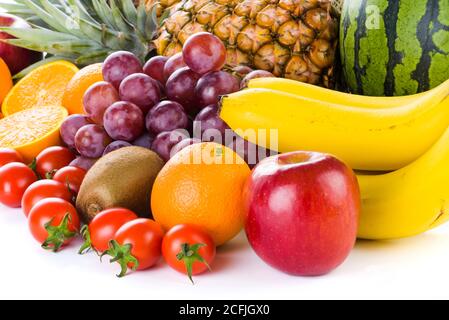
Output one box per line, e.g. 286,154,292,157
220,80,449,171
247,77,431,109
357,122,449,239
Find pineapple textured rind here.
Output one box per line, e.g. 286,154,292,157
1,0,339,87
151,0,339,87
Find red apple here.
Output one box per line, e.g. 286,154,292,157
0,13,42,75
244,151,360,276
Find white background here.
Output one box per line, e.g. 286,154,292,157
2,0,449,300
1,203,449,300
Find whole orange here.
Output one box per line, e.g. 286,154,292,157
62,63,103,114
151,142,251,246
0,58,13,105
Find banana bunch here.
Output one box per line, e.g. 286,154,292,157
220,78,449,240
221,79,449,171
357,127,449,239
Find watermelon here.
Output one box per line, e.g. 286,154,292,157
340,0,449,96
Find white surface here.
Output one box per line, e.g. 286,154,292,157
1,0,449,300
1,203,449,300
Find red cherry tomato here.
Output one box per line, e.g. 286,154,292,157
35,146,76,178
21,180,73,217
53,166,86,194
0,148,24,167
0,163,37,208
104,218,164,277
28,198,80,252
79,208,138,254
162,224,216,283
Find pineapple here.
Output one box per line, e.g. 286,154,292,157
332,0,344,14
1,0,339,87
151,0,339,87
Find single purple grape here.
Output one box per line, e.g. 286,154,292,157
195,71,240,107
151,130,189,162
133,132,156,150
166,67,201,113
102,51,143,89
163,53,186,83
119,73,161,115
240,70,275,89
69,156,98,171
103,101,145,142
75,124,112,158
103,140,133,156
182,32,226,75
193,105,230,144
60,114,92,151
83,81,120,125
143,56,168,84
146,100,189,134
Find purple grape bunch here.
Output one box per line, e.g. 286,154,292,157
60,32,275,167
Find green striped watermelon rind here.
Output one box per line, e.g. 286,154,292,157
340,0,449,96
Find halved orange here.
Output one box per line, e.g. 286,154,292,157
0,58,13,106
1,60,78,117
0,106,68,163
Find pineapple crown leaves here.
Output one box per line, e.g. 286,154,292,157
0,0,163,65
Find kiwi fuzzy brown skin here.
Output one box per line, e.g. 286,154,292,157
76,146,165,223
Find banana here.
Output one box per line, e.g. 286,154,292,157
219,81,449,171
357,122,449,240
247,77,431,109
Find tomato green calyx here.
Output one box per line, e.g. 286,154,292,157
78,225,96,255
177,243,211,284
45,169,57,180
42,213,77,253
28,159,40,179
102,240,139,278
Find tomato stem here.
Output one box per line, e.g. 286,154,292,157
45,169,57,180
102,240,139,278
42,212,77,253
28,159,40,179
78,225,96,255
176,243,211,284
